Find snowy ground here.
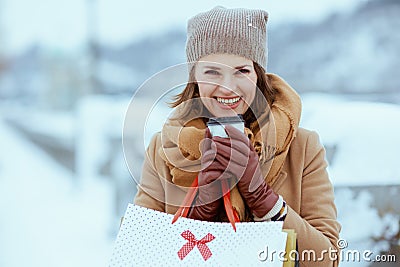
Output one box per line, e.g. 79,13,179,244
0,117,116,267
301,93,400,186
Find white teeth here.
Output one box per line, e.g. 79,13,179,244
216,97,240,105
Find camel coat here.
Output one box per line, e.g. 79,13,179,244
134,74,341,266
135,128,341,266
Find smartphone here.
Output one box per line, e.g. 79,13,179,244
207,115,245,138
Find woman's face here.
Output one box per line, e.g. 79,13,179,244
194,54,257,117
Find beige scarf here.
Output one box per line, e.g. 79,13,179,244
159,73,301,221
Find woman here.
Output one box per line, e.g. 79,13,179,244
134,6,341,266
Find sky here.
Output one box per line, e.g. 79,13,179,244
0,0,364,54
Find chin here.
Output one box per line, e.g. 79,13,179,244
210,109,241,118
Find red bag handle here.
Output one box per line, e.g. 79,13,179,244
172,177,239,231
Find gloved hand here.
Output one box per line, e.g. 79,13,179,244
212,125,280,219
188,128,230,221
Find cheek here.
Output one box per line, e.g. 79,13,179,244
250,87,257,103
247,87,257,107
248,75,258,101
240,77,257,100
197,83,214,97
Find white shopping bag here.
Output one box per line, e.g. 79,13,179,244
110,204,288,266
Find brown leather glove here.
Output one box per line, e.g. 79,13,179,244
212,125,279,219
188,129,230,221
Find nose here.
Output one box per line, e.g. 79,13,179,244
218,75,237,94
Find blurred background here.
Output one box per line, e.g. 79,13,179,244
0,0,399,266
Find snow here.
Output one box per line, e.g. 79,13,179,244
75,95,130,180
4,105,75,147
144,95,175,147
300,94,400,266
0,114,115,267
74,95,138,216
98,60,139,90
334,188,399,267
301,93,400,186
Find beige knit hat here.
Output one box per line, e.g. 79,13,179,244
186,6,269,70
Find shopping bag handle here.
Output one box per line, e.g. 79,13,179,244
172,176,239,231
221,179,239,231
172,177,199,224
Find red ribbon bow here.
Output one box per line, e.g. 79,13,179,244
177,230,215,261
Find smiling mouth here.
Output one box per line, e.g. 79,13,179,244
215,96,241,106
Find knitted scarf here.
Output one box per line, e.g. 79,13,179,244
158,73,301,221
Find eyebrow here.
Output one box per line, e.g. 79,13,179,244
203,65,252,70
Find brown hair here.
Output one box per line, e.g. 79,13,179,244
170,62,276,126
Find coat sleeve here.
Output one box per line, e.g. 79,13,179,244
283,131,341,267
134,133,166,212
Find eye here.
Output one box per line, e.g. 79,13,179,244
236,69,250,74
204,70,220,75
